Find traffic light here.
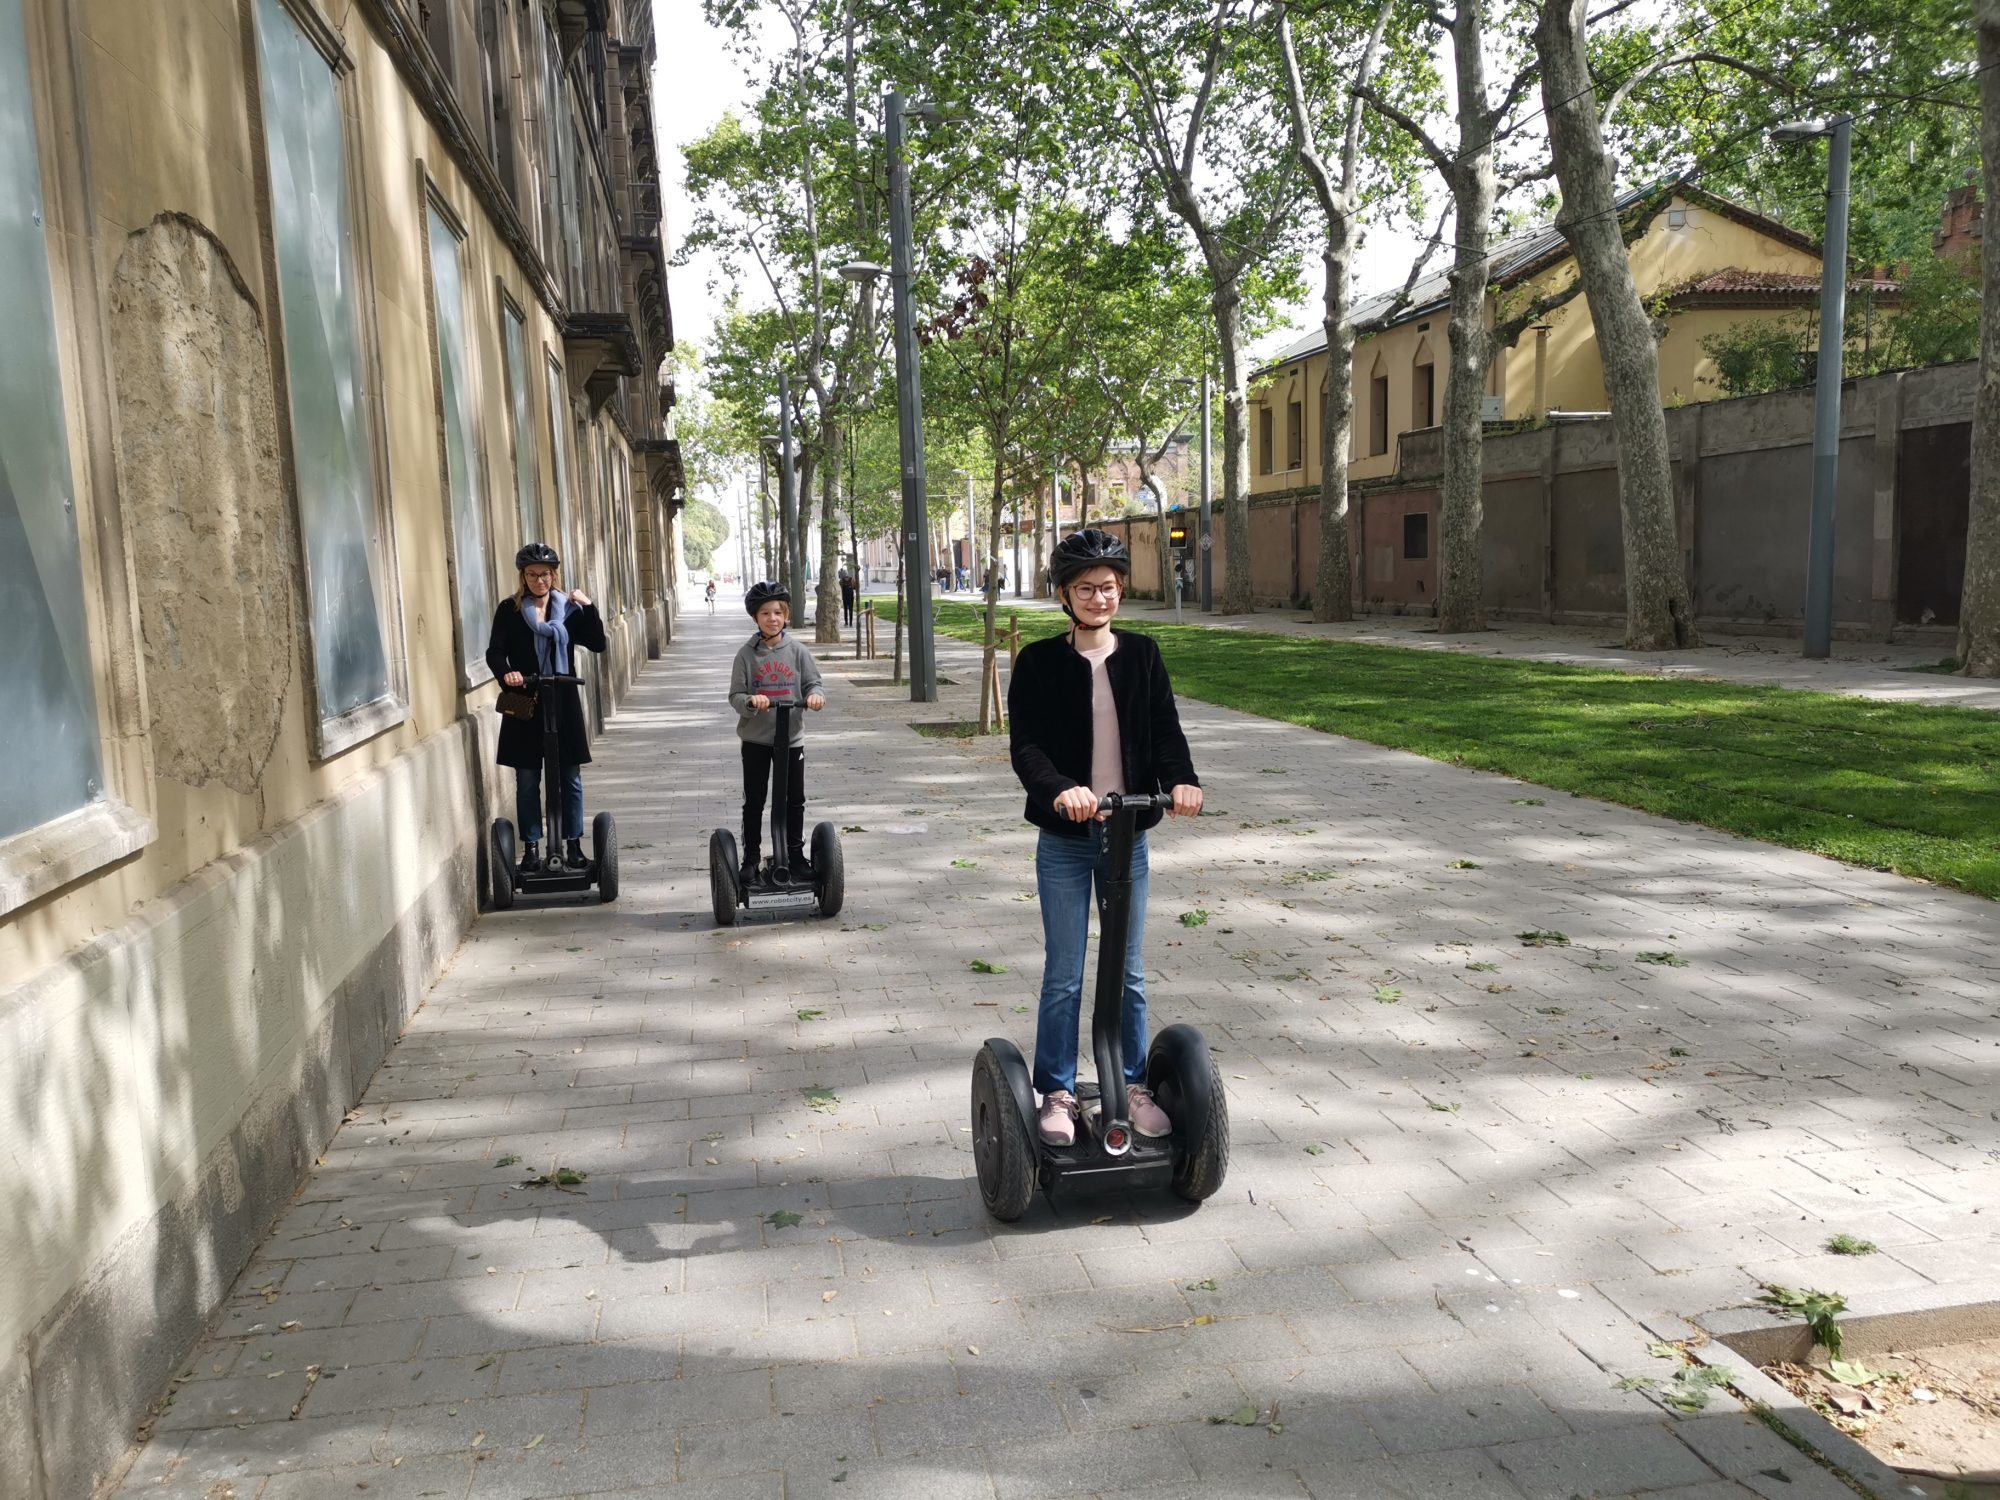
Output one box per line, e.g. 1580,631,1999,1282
1168,520,1187,549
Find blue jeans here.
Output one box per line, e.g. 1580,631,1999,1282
516,765,583,841
1032,824,1148,1096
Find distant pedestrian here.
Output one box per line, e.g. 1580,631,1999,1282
704,579,717,614
838,567,855,626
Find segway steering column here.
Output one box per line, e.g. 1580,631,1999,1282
1090,792,1175,1157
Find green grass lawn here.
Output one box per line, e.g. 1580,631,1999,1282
905,600,2000,900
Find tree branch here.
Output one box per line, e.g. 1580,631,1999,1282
1355,202,1451,335
1355,82,1453,177
1601,50,1797,127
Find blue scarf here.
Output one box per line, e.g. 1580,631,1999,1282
521,590,572,678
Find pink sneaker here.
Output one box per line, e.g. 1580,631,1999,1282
1126,1084,1171,1138
1037,1090,1078,1146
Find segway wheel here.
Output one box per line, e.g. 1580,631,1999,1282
708,829,740,927
810,821,844,919
1147,1024,1231,1203
971,1045,1036,1222
490,819,517,911
593,811,619,903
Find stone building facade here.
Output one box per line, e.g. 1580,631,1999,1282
0,1,679,1492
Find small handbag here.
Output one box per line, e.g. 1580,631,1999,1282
496,685,539,720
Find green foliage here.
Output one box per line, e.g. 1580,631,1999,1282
682,498,730,572
1604,0,1978,267
1824,1233,1878,1256
1756,1284,1849,1357
1880,249,1982,370
1702,316,1817,398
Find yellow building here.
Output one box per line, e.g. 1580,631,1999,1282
1250,183,1869,493
0,0,680,1487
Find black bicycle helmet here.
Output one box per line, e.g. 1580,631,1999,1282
1050,528,1130,588
744,580,791,616
516,542,561,571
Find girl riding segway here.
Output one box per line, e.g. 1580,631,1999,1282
1007,529,1202,1147
486,543,606,876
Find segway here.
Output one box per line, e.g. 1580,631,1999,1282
708,695,843,924
489,672,618,908
970,793,1229,1221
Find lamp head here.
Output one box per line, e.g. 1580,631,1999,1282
1770,117,1834,143
838,260,886,285
904,99,943,124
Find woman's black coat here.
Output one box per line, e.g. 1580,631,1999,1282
485,594,606,770
1007,627,1198,838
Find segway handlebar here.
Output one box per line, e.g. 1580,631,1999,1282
520,672,584,686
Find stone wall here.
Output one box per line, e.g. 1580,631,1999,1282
1215,362,1975,633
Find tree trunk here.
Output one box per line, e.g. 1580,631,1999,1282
1436,2,1497,634
1537,0,1697,650
980,456,1009,732
1141,451,1171,600
1314,218,1358,621
1960,0,2000,676
1216,281,1256,614
815,422,844,644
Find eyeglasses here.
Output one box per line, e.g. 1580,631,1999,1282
1068,583,1121,601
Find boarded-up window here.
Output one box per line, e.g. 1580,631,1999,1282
0,0,103,840
1258,406,1274,475
1413,362,1435,429
255,0,397,732
1370,374,1390,455
1404,511,1429,560
426,200,493,677
1286,399,1303,469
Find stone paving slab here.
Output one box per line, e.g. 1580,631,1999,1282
111,599,2000,1499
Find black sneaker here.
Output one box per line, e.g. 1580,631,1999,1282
518,841,541,874
566,837,586,868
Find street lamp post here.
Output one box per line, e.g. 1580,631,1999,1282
1772,114,1853,660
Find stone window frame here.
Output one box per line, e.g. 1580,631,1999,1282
416,167,499,693
0,0,158,917
244,0,413,761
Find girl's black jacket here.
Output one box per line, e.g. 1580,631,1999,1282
484,595,606,770
1007,627,1199,838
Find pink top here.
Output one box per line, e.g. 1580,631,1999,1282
1079,639,1124,798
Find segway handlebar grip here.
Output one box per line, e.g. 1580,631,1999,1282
522,672,584,687
1100,792,1175,813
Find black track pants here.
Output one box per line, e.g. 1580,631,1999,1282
741,742,806,854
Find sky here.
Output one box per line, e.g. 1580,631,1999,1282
650,0,1429,376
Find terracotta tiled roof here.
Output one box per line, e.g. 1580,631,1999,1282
1676,267,1899,296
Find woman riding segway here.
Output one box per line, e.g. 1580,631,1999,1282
486,543,606,876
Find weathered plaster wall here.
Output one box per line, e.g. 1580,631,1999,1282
0,0,659,1487
109,213,293,796
0,716,478,1500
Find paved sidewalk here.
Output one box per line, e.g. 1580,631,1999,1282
931,589,2000,711
115,601,2000,1500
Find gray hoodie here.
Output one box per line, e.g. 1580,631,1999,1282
728,630,825,746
